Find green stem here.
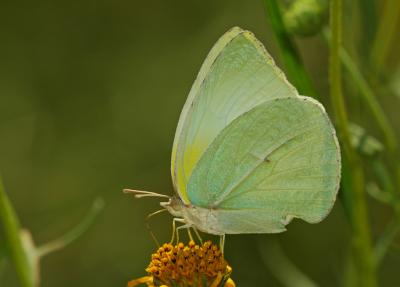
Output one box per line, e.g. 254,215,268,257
258,238,318,287
370,160,400,265
371,160,396,197
329,1,377,286
370,0,400,74
396,167,400,195
374,218,400,265
36,198,104,257
327,24,400,261
340,50,397,153
324,29,400,199
351,167,377,287
0,179,34,287
357,0,376,63
341,44,400,194
263,0,318,99
0,256,6,276
329,0,352,157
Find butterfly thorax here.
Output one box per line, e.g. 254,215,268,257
161,197,223,235
181,205,223,235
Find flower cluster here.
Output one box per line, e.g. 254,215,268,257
128,241,235,287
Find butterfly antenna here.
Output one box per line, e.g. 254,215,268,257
145,209,168,248
123,189,170,199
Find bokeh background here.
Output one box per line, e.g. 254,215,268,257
1,1,399,286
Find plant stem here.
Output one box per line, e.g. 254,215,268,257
374,218,400,265
258,238,318,287
357,0,376,63
340,50,397,153
350,54,400,259
324,28,400,200
262,0,318,99
0,179,34,287
345,49,400,265
329,0,352,157
370,0,400,75
329,1,377,286
36,198,105,257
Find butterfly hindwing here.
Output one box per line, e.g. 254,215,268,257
186,97,341,233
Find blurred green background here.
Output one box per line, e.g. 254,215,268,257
1,0,399,286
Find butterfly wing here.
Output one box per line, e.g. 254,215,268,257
186,97,341,233
171,27,297,203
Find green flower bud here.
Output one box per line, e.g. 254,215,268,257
284,0,327,37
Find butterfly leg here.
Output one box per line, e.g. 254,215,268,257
219,234,226,254
170,217,186,244
192,227,203,244
176,222,193,244
187,228,194,242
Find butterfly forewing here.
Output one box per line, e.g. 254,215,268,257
171,27,298,203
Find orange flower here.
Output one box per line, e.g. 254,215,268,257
128,241,235,287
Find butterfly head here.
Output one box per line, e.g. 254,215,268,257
160,196,184,217
123,188,184,217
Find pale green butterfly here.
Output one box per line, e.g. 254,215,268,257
125,27,341,239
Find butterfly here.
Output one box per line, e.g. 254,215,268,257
125,27,341,241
